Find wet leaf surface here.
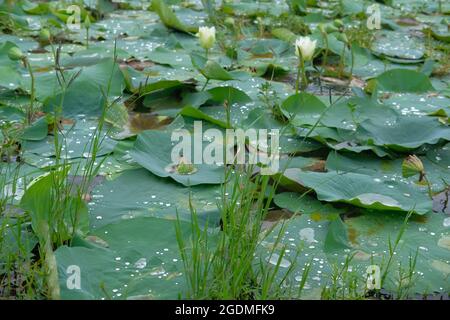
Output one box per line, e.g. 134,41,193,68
1,0,450,300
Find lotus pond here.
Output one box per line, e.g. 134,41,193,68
0,0,450,300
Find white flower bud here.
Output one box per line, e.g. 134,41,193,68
197,26,216,50
295,36,317,61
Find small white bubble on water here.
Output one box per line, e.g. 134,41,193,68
150,266,166,276
299,228,318,243
266,253,291,268
134,258,147,269
443,217,450,227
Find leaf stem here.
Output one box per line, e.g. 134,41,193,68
24,58,35,126
300,56,307,91
422,174,433,200
295,59,301,94
86,27,89,48
201,78,210,91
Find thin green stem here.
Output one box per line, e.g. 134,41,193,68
300,57,308,91
349,43,354,80
321,31,329,71
295,60,301,94
24,58,35,126
339,45,346,79
86,27,89,48
422,174,434,199
380,211,412,288
225,101,231,128
201,78,209,91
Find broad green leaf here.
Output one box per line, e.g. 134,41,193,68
271,28,296,43
152,0,197,34
426,27,450,43
320,97,398,131
190,53,234,81
345,211,450,294
358,116,450,150
88,168,221,228
326,151,450,192
372,30,424,60
263,210,450,296
274,192,344,216
22,119,116,159
130,129,225,186
207,86,252,105
43,58,125,116
56,217,190,299
20,116,48,141
0,65,22,90
20,170,89,241
382,93,450,118
182,86,252,109
324,217,351,252
283,169,432,214
373,69,434,93
147,46,192,68
241,107,286,130
180,106,229,128
282,92,327,126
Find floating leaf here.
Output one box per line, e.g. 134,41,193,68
130,129,225,186
372,69,434,93
56,217,190,299
283,169,432,214
190,53,234,81
152,0,197,34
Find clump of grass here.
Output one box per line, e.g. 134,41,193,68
430,44,450,77
0,163,48,299
322,254,365,300
322,211,418,300
0,121,22,163
176,165,298,299
0,217,47,299
0,41,120,300
258,81,286,121
276,14,310,35
344,24,376,49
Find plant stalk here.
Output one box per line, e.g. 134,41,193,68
24,58,35,126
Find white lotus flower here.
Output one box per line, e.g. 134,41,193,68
295,36,317,61
197,26,216,50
